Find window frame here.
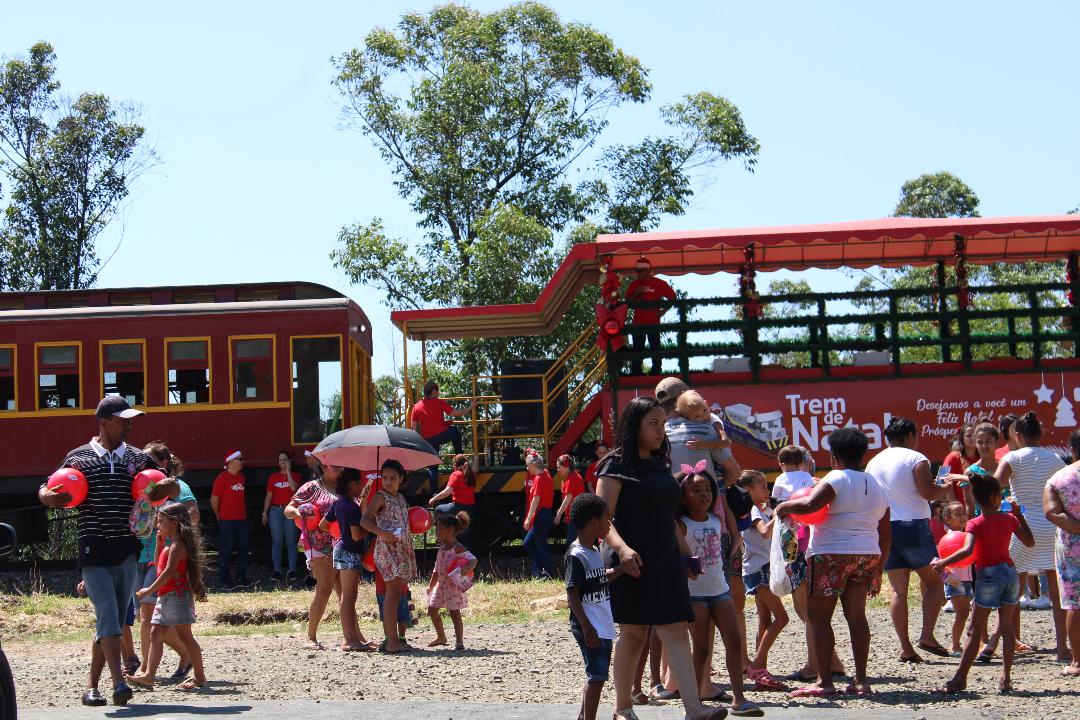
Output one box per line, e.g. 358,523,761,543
164,336,212,406
228,334,276,403
99,339,148,407
0,343,17,412
33,340,83,410
289,333,344,446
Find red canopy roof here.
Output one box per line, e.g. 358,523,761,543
391,215,1080,339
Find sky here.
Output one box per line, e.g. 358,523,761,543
3,1,1078,380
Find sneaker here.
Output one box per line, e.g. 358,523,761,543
943,600,954,614
123,655,140,675
271,570,283,582
286,570,299,582
1019,596,1033,609
1030,595,1052,610
81,688,107,707
112,683,133,706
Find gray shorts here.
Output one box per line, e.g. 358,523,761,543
152,589,196,626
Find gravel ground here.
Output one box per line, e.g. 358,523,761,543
6,599,1077,718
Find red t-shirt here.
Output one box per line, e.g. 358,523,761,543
527,470,554,510
943,450,979,504
994,444,1010,461
266,471,296,506
374,566,409,596
626,276,676,325
560,471,585,522
446,470,476,505
411,398,454,438
212,470,247,521
965,512,1020,569
583,462,599,493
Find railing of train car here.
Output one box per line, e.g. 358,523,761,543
617,281,1080,379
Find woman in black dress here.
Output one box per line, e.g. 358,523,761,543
597,396,728,720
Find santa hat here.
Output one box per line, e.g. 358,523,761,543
303,450,314,458
223,450,242,467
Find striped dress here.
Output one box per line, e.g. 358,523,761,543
1003,446,1066,573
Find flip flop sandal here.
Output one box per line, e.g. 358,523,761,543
168,664,193,682
975,651,994,663
789,686,839,698
898,654,923,663
178,678,206,691
932,682,964,695
918,642,952,657
747,668,787,691
731,701,764,717
845,684,874,696
701,690,732,702
613,708,641,720
651,686,680,700
125,676,154,690
784,671,816,682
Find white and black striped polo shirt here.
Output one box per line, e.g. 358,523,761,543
61,440,152,567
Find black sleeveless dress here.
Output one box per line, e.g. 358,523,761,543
598,455,692,625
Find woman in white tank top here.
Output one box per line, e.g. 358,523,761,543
995,411,1068,658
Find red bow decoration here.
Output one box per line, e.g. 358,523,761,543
595,302,628,352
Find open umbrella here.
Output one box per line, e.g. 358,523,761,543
312,424,441,471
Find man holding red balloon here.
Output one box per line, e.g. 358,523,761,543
39,396,177,707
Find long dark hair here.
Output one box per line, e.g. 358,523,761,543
453,454,475,487
607,396,670,466
144,441,184,478
158,503,206,601
335,467,362,497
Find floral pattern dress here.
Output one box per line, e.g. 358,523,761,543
428,543,476,611
291,480,338,558
1048,464,1080,610
372,490,417,582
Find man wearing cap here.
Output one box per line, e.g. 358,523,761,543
211,450,249,589
39,396,177,707
625,258,676,375
655,377,740,486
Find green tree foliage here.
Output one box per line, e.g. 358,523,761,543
851,172,1067,363
0,42,156,290
331,3,758,380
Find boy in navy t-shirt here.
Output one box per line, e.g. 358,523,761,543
565,493,623,720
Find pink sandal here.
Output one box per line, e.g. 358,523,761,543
747,667,787,691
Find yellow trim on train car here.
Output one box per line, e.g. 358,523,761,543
0,401,290,419
98,338,148,405
164,336,213,406
0,343,17,413
33,340,83,410
288,334,345,446
227,334,277,404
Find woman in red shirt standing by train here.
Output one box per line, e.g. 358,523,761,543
522,450,556,579
553,454,586,544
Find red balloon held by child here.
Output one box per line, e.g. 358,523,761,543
131,469,168,507
47,467,88,508
293,504,322,531
448,555,472,575
788,486,828,525
408,506,432,534
361,543,376,572
329,520,341,540
937,530,975,568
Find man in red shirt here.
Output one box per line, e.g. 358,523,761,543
211,450,249,589
625,258,676,375
411,381,474,491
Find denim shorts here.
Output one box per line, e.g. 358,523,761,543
152,589,197,626
140,565,158,605
884,519,937,571
81,554,138,641
571,626,613,683
332,543,364,572
376,592,411,624
690,591,732,609
945,580,974,600
974,563,1020,609
743,565,771,596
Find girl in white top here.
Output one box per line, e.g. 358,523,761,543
738,470,788,691
994,411,1068,661
676,469,760,718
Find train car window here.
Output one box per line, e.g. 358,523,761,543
45,295,89,308
166,339,210,405
231,337,274,402
102,341,145,405
291,336,342,444
173,291,215,304
109,294,152,306
0,346,14,411
236,289,280,302
37,343,80,409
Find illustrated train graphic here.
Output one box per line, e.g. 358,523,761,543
719,403,789,455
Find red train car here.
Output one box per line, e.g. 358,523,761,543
0,281,375,542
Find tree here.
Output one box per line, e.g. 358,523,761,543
331,3,758,379
0,42,156,290
852,172,1067,362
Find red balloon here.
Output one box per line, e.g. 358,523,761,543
789,486,829,525
361,543,376,573
937,530,975,568
448,555,472,575
408,506,432,535
47,468,88,508
294,505,322,531
329,520,341,540
132,469,168,507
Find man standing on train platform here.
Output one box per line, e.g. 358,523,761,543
411,381,474,493
39,395,178,707
625,258,676,375
211,450,249,589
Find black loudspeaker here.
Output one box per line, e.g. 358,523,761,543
500,359,568,435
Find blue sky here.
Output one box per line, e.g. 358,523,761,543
3,1,1078,380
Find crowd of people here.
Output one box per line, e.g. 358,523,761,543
34,382,1080,718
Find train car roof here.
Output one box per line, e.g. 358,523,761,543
0,296,358,322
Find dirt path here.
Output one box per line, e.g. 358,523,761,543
6,602,1076,717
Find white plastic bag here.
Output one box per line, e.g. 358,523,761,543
768,517,796,596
